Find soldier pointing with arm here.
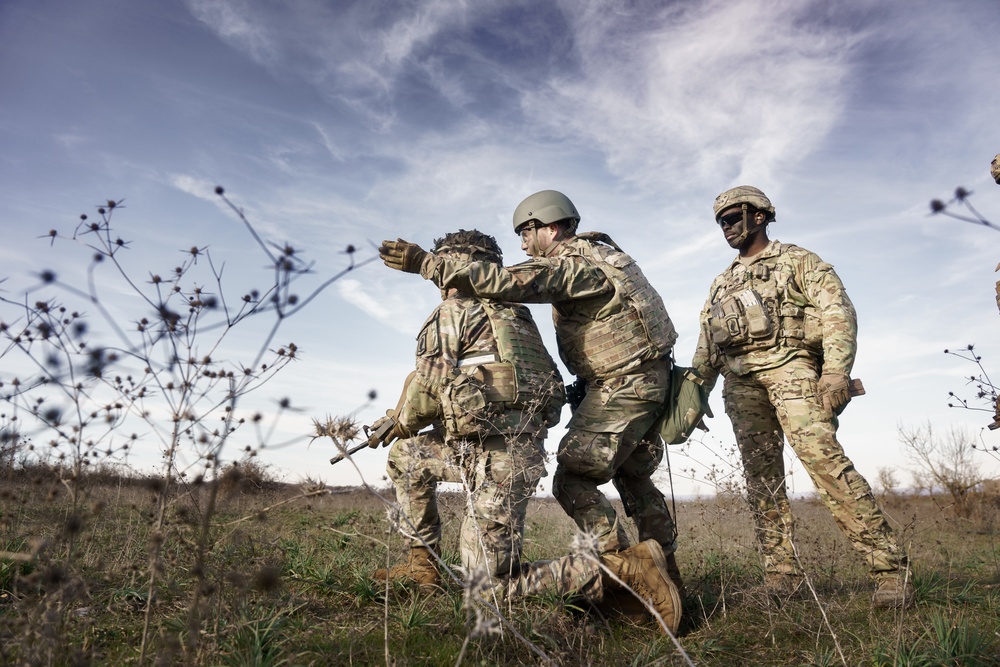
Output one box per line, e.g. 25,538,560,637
691,185,912,608
380,190,685,597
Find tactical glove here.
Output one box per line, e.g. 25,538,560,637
817,373,851,413
366,411,408,448
380,239,428,274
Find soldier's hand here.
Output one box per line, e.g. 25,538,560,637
367,413,394,448
379,239,428,274
818,373,851,413
367,411,410,448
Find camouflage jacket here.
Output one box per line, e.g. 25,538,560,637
691,240,857,386
396,293,562,439
419,235,675,381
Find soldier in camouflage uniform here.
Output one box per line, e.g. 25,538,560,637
691,185,912,608
369,230,564,589
379,191,684,594
484,537,682,635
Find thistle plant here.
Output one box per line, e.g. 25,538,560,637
0,190,371,661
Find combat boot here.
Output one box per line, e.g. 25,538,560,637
872,571,914,609
601,547,685,625
599,539,682,635
372,546,441,591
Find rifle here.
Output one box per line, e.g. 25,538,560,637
328,440,373,466
330,371,416,466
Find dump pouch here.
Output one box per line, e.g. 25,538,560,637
655,364,714,445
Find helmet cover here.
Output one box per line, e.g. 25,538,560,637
712,185,775,221
432,229,503,264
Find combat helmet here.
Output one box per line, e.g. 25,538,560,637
512,190,580,234
432,229,503,264
712,186,776,222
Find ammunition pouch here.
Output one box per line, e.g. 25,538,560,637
466,361,563,428
466,362,517,403
709,288,779,355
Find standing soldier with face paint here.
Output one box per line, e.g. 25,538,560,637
691,185,912,608
379,191,685,598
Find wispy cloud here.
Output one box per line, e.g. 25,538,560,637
53,132,91,150
169,173,220,201
337,278,433,334
184,0,278,66
534,0,863,193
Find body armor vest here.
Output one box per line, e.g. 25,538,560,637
441,299,564,434
479,300,564,421
707,243,822,358
553,236,677,381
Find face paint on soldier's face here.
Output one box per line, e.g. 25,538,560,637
718,207,748,249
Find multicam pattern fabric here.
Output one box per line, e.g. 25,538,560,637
387,292,561,577
421,235,676,382
397,295,561,439
387,429,545,578
480,300,565,427
692,240,907,576
555,359,676,554
692,240,856,384
492,552,604,603
419,234,679,555
723,358,906,574
550,237,677,380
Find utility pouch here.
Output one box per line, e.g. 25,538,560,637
468,362,517,403
739,289,773,338
441,373,491,436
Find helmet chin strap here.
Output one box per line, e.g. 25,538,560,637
732,204,752,246
525,224,560,257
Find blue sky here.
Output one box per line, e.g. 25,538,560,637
2,0,999,498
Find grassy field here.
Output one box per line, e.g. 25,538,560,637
2,466,999,666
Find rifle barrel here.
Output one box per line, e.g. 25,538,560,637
329,440,371,465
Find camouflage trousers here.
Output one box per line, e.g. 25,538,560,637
386,429,545,578
722,356,907,575
489,554,604,606
553,358,677,555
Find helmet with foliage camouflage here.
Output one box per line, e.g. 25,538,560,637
512,190,580,233
712,185,776,221
991,154,1000,185
432,229,503,264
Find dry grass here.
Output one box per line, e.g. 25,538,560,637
2,469,1000,665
